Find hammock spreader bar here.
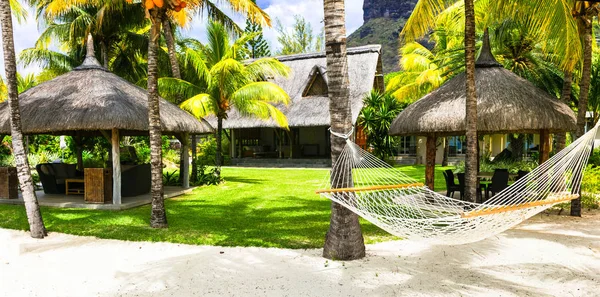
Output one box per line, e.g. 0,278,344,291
460,194,580,218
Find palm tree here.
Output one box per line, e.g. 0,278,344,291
321,0,365,260
0,0,47,238
159,21,290,178
146,3,168,228
357,91,405,160
571,2,600,216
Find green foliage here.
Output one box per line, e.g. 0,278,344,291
589,149,600,167
582,165,600,195
244,16,270,59
275,15,323,55
358,90,406,160
163,170,180,186
454,158,539,174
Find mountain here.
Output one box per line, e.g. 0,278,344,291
347,0,417,74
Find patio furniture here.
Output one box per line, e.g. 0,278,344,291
121,164,151,197
84,168,112,203
443,170,462,199
0,167,18,199
517,170,529,181
36,163,82,194
65,178,85,195
485,170,510,201
457,173,485,201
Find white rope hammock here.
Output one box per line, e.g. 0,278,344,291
317,123,600,245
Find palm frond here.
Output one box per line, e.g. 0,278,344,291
180,93,218,119
244,57,290,81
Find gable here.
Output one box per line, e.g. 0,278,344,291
302,65,328,97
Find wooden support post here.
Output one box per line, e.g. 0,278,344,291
539,129,550,164
111,128,121,205
425,135,436,190
238,129,242,158
180,133,190,188
231,129,236,158
74,134,84,171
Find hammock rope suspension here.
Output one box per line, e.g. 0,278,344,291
318,123,599,245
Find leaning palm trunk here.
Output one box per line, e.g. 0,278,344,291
572,17,593,217
0,0,46,238
162,19,188,184
214,115,223,178
322,0,365,260
463,0,478,202
554,70,572,152
148,9,167,228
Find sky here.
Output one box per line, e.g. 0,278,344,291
1,0,365,76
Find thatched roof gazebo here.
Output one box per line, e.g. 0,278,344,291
0,35,212,204
389,32,576,190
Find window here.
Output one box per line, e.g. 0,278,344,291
449,136,465,156
398,136,416,156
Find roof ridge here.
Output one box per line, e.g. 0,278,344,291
258,44,382,63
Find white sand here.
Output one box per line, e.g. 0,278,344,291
1,210,599,297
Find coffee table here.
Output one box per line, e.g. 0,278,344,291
65,178,85,195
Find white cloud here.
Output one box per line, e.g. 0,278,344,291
0,9,43,76
4,0,365,75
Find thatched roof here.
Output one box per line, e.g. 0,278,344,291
208,45,383,129
0,36,212,136
389,34,576,137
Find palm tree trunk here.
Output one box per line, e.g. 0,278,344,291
463,0,478,203
148,9,167,228
163,19,181,79
0,0,46,238
215,115,223,178
554,70,572,152
572,17,593,217
100,41,109,68
322,0,365,261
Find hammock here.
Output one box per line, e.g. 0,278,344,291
317,123,599,245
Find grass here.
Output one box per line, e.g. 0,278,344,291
0,165,452,249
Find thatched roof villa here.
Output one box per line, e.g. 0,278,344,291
0,35,212,206
388,32,576,189
209,45,383,166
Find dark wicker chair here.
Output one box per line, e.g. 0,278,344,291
120,164,151,197
443,169,462,199
485,169,510,201
517,170,529,181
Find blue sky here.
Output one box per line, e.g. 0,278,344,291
2,0,365,75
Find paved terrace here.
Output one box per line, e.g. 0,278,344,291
0,186,196,210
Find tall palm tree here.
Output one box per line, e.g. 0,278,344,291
321,0,365,260
571,2,598,216
146,4,167,228
159,21,290,178
0,0,47,238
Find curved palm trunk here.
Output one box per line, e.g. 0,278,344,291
555,70,572,152
148,9,167,228
0,0,46,238
464,0,478,202
322,0,365,260
215,116,223,178
162,19,190,184
163,19,181,79
572,17,593,217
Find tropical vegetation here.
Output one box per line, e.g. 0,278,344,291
159,20,291,178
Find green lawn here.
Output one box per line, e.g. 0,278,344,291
0,165,452,249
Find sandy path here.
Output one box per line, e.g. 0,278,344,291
1,210,599,297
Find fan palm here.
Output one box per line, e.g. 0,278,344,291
158,20,290,178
